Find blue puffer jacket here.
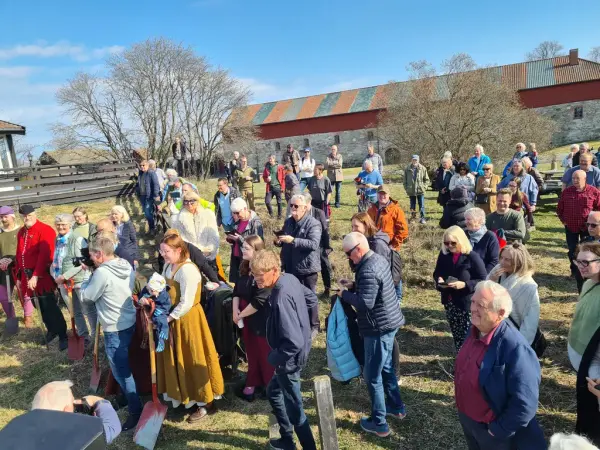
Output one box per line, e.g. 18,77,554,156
327,298,362,382
341,251,405,336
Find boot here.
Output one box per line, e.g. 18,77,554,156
409,211,417,222
294,420,317,450
24,315,34,328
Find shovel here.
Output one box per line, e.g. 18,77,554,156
89,321,101,393
3,271,18,337
64,279,84,361
30,293,49,351
134,305,167,450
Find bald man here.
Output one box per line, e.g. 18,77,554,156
562,153,600,190
338,232,405,437
558,170,600,292
31,380,121,444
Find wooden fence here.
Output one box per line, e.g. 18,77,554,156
0,160,138,209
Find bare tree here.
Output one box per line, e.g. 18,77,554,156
589,46,600,63
526,41,565,61
11,136,38,166
377,53,557,167
54,73,134,161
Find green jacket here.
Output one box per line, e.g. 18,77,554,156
404,163,430,196
62,234,90,286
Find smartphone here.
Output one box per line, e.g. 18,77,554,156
274,230,286,237
225,230,238,236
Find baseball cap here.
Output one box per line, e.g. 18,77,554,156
304,147,311,152
377,185,390,194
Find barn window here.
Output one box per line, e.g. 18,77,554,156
574,106,583,119
275,142,281,151
367,131,374,141
303,138,310,147
334,135,340,145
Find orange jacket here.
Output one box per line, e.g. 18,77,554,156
368,199,408,249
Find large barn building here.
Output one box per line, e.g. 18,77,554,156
231,49,600,168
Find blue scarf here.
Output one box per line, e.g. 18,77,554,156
52,232,71,279
468,225,487,245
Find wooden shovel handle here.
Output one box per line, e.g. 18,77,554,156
146,317,158,403
93,321,100,367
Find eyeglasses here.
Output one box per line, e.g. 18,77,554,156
290,204,302,210
443,241,457,247
587,223,600,229
345,244,359,257
575,259,600,268
483,168,491,171
183,200,197,205
232,211,241,216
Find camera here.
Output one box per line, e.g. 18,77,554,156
73,248,95,268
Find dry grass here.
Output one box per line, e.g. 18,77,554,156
0,165,579,449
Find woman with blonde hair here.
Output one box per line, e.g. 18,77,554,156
433,225,487,350
488,242,540,345
110,205,138,268
153,229,224,422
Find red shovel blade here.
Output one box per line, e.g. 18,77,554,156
134,400,167,450
89,359,101,393
67,319,85,361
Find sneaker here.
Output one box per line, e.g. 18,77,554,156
269,437,295,450
311,328,318,341
58,337,68,351
122,414,141,431
419,217,427,224
360,417,390,437
386,403,407,420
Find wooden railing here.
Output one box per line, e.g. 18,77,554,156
0,160,138,208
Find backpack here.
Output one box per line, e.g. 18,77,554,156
390,248,403,285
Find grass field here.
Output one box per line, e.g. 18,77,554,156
0,164,580,449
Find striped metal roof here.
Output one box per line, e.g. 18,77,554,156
239,56,600,126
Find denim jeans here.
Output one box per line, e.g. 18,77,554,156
104,324,142,415
395,280,403,306
333,181,342,206
409,195,425,218
363,329,404,427
265,188,282,218
140,196,156,230
59,285,97,339
267,370,316,450
299,178,309,192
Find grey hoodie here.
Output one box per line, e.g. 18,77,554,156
80,257,136,332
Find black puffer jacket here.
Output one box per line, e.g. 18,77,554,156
280,213,322,275
341,251,405,336
440,198,473,231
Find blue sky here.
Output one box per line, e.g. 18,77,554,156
1,0,598,152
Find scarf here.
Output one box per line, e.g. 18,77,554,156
52,232,71,279
469,225,487,245
569,280,600,354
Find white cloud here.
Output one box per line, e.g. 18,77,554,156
0,66,35,77
0,41,124,62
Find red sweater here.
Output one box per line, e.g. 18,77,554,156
16,220,57,295
557,185,600,233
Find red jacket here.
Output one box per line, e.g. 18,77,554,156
16,220,57,295
557,184,600,233
262,163,286,193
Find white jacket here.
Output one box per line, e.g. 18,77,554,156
174,207,220,260
299,157,315,179
449,173,476,192
488,266,540,344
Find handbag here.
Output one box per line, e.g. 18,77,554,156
508,315,547,358
475,193,489,204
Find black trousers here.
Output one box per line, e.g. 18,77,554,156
320,248,332,290
566,227,588,293
265,188,283,218
36,291,67,338
296,272,319,331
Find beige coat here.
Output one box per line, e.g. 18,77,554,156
326,153,344,182
475,174,501,214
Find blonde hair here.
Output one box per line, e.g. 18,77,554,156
500,242,535,277
441,226,472,255
183,191,200,202
250,249,281,275
110,205,130,222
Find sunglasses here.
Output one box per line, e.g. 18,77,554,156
587,223,600,229
183,200,197,205
575,258,600,268
290,204,302,209
345,244,359,257
483,168,491,171
443,241,457,247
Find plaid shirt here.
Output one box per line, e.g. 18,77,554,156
557,185,600,232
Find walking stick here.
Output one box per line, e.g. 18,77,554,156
31,293,49,351
3,270,18,336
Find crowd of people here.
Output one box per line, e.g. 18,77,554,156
1,140,599,449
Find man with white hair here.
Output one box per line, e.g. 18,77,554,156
404,155,430,224
455,281,546,450
558,170,600,292
338,232,406,438
562,153,600,190
31,380,121,444
355,159,383,212
148,159,166,189
468,145,491,178
573,142,598,168
563,144,580,170
435,157,455,206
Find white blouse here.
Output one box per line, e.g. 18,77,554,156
163,260,201,320
449,173,476,192
299,157,315,179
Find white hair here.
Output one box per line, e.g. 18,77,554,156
549,433,599,450
342,232,369,251
581,142,590,150
441,157,452,165
31,380,74,411
165,168,178,178
521,156,533,169
475,144,485,154
364,159,373,168
571,144,579,151
516,142,526,150
54,213,74,225
290,194,307,205
148,159,157,169
588,211,600,221
475,280,513,319
302,191,312,204
464,207,486,225
110,205,130,222
443,151,453,158
230,197,248,213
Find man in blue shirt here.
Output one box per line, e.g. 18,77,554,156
355,160,383,212
213,178,240,232
561,153,600,190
